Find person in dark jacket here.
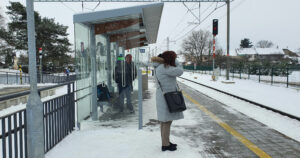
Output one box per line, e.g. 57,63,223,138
151,51,184,152
114,54,137,113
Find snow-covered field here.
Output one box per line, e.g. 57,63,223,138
181,72,300,117
179,72,300,142
192,69,300,89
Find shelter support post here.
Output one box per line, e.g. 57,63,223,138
138,69,143,129
91,25,98,121
25,0,45,158
106,35,113,92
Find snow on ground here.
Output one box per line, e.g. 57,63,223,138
181,72,300,117
45,81,203,158
0,68,20,73
0,83,57,90
178,72,300,142
0,85,67,117
45,127,200,158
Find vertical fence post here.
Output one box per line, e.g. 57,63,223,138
287,67,289,88
271,67,273,85
239,66,242,79
248,66,250,79
16,73,18,84
6,72,8,84
259,67,261,83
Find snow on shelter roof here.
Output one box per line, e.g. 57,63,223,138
236,48,285,56
73,3,164,45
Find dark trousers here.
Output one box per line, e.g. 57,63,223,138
119,86,133,111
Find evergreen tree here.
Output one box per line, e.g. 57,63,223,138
0,2,72,72
240,38,253,48
0,7,15,67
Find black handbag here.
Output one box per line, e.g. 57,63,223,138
155,70,186,113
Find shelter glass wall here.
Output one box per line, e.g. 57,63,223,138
95,34,108,85
74,23,92,123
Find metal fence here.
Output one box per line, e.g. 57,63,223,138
0,82,75,158
184,66,300,88
0,71,76,85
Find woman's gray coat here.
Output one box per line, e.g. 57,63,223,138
151,57,184,122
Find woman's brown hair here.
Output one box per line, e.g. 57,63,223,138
161,51,177,67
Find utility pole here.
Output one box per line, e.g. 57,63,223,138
26,0,45,158
166,37,176,51
226,0,230,80
39,47,42,83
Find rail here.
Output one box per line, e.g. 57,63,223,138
0,82,75,158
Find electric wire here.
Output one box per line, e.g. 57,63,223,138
173,0,236,42
61,2,76,13
92,1,101,11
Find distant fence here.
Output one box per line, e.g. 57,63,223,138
0,71,76,85
0,82,75,158
184,66,300,88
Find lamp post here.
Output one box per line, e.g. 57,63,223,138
26,0,45,158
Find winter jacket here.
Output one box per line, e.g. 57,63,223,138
114,60,137,93
151,56,184,122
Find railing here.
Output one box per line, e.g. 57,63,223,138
184,66,300,88
0,71,76,85
0,82,75,158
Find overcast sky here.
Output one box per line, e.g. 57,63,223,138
1,0,300,54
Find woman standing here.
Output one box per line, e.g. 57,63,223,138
151,51,184,151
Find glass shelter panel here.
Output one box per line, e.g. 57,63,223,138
75,23,92,123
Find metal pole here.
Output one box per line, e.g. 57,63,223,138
90,25,98,121
25,0,45,158
138,69,143,130
6,72,8,84
39,49,42,83
212,35,216,80
287,67,289,88
226,0,230,80
106,36,112,92
167,37,169,51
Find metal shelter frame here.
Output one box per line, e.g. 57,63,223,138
25,0,230,158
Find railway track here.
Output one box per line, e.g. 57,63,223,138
178,77,300,122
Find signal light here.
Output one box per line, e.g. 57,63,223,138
213,19,218,35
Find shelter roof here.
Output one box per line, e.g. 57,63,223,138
73,3,163,49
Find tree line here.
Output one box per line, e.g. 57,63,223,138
180,30,299,72
0,2,73,72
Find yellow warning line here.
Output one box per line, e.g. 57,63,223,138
183,91,271,158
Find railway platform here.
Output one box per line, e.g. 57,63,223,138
46,76,300,158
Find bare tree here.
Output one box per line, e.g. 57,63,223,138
256,40,274,48
181,30,213,65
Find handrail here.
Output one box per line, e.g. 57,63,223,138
0,81,75,102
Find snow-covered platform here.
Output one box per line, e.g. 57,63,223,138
45,76,300,158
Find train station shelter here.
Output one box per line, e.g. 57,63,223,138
73,3,164,125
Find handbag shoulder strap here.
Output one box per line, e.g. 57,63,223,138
154,69,164,92
155,68,180,92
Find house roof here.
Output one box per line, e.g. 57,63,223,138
236,48,285,56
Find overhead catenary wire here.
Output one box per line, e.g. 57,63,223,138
61,2,76,13
173,0,236,42
169,2,217,40
92,1,101,11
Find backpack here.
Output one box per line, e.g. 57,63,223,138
97,84,111,101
